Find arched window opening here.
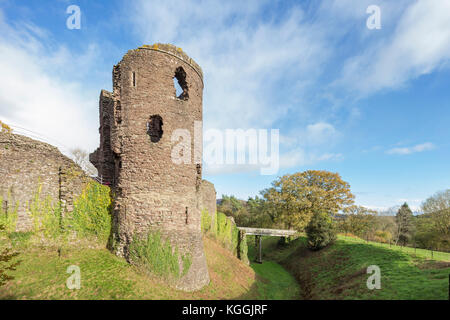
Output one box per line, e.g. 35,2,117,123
173,67,189,100
147,115,163,143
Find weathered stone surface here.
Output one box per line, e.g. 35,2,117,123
89,90,115,186
0,131,90,231
197,179,217,224
90,44,210,291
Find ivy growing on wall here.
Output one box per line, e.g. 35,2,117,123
71,181,111,242
128,231,192,280
0,192,18,233
23,180,112,244
201,210,248,264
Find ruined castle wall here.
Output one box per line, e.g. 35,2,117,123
198,179,217,224
95,45,209,291
0,132,90,231
89,90,115,186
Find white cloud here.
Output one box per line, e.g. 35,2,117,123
337,0,450,96
129,0,330,131
386,142,435,155
305,122,338,145
127,0,343,175
281,122,339,147
0,11,101,156
204,163,261,175
279,148,342,169
2,0,447,178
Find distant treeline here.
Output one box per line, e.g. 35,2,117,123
218,171,449,252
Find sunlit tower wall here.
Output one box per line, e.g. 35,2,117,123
91,44,209,291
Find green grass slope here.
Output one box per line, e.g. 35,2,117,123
246,237,300,300
0,234,296,300
280,235,450,300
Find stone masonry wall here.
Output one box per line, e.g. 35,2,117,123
89,90,115,186
198,179,217,225
0,131,90,231
91,44,210,291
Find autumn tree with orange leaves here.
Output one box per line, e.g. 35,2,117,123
261,170,354,231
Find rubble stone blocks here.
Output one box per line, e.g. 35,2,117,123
198,179,217,227
0,131,90,231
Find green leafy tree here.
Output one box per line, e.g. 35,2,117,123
305,211,337,250
262,170,354,231
413,214,440,250
395,202,413,246
246,196,278,228
342,205,377,238
418,189,450,250
218,195,243,219
217,195,279,228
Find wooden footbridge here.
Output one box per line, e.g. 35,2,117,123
237,227,297,264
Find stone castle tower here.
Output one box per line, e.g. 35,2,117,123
90,44,210,291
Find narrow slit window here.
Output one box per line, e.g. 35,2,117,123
132,71,136,87
115,101,122,124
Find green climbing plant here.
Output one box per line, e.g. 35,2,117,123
0,192,18,233
201,209,212,234
129,231,192,279
28,184,62,239
70,181,111,242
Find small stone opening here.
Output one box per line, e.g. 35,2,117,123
196,164,202,190
147,115,163,143
115,101,122,125
173,66,189,100
132,71,136,87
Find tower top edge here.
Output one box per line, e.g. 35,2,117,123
119,43,203,80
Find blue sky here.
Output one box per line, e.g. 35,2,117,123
0,0,449,211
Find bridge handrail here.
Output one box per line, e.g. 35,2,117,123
237,227,297,237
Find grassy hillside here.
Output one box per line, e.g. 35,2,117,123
0,234,296,300
3,230,448,300
255,235,450,300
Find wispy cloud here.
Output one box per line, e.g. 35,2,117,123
127,0,345,174
386,142,435,155
0,10,102,155
279,148,343,169
129,0,331,131
336,0,450,97
1,0,448,178
128,0,450,175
